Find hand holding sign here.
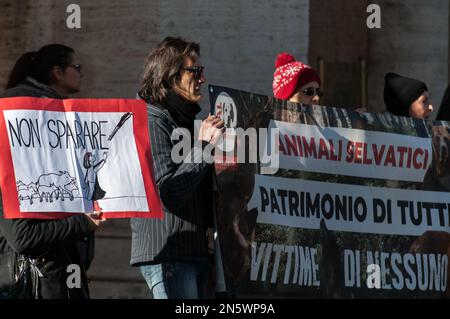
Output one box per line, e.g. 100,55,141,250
199,114,225,145
86,210,107,230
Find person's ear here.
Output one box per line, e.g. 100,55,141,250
51,66,64,82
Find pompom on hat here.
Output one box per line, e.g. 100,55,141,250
272,52,321,100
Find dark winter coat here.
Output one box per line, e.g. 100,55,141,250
0,78,94,299
130,92,214,266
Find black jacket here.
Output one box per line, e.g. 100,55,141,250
0,78,94,298
0,214,92,298
1,77,64,99
130,96,214,266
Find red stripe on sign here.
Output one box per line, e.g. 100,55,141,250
0,97,163,220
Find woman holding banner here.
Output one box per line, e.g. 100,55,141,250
272,52,323,105
383,72,433,139
383,73,450,296
436,85,450,121
383,72,434,120
131,36,224,299
272,52,367,113
0,44,105,299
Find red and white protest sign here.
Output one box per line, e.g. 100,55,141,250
0,97,163,219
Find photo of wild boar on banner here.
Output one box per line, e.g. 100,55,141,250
0,97,163,220
209,85,450,298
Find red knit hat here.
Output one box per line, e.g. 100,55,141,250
272,52,321,100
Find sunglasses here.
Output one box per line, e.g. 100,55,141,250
183,66,204,80
302,87,323,98
67,64,82,72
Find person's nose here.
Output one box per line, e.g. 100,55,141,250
199,73,206,84
428,104,433,112
311,95,320,103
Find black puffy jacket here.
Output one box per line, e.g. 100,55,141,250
0,213,92,298
0,78,94,299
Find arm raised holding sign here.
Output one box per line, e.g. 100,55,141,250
131,37,224,299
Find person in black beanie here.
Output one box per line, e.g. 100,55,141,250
384,72,434,120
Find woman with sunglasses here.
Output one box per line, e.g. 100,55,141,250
273,52,322,105
0,44,103,299
2,44,83,98
133,36,224,299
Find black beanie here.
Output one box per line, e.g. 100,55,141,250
384,72,428,117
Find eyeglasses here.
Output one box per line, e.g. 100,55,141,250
182,66,204,80
302,87,323,98
67,64,82,72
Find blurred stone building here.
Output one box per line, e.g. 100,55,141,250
0,0,448,298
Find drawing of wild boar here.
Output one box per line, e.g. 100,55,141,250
37,171,78,201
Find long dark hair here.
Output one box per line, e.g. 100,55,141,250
139,36,200,104
6,44,75,89
83,152,93,169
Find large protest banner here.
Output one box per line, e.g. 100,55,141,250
209,85,450,298
0,97,163,220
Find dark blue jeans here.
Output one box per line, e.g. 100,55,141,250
140,261,209,299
